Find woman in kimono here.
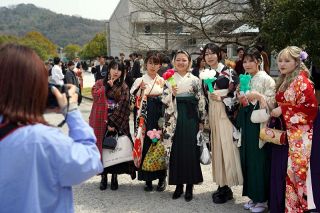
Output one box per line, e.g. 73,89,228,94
201,43,243,204
130,51,167,192
90,60,135,191
236,48,276,212
270,46,318,212
162,50,206,202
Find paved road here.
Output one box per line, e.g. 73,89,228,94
44,99,249,213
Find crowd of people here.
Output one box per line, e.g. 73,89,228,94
0,42,319,213
88,45,319,213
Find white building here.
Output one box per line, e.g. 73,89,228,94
107,0,258,59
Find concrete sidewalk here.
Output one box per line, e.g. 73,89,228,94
45,99,249,213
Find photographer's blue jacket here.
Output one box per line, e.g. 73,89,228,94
0,110,103,213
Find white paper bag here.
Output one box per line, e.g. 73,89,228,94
102,135,133,168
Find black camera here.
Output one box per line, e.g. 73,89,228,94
47,84,66,108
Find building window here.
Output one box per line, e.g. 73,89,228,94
176,25,183,35
187,38,196,46
144,25,151,35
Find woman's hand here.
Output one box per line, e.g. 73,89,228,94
172,85,178,96
209,93,221,101
199,123,204,131
107,78,114,87
139,80,146,90
246,91,262,102
270,106,282,117
51,84,78,111
107,126,116,132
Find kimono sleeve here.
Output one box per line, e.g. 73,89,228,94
280,75,318,128
91,79,105,102
195,78,206,123
261,75,276,109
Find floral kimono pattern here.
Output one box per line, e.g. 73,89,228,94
250,71,276,147
276,71,318,212
162,72,206,150
130,74,165,167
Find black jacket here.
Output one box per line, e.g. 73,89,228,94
92,64,108,81
131,59,141,79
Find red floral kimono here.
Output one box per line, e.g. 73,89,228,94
276,71,318,212
89,80,108,158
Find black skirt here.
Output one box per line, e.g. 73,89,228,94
169,96,203,185
138,97,166,181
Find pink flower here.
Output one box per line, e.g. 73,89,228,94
147,129,162,140
162,69,174,80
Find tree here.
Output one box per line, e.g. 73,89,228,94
0,31,58,60
258,0,320,66
80,32,108,59
0,35,19,45
129,0,257,47
21,31,58,60
64,44,81,60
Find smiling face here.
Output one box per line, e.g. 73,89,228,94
204,49,219,68
277,52,298,75
174,53,190,73
243,56,259,75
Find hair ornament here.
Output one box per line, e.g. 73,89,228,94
300,51,308,61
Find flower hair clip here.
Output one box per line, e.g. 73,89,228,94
300,51,308,61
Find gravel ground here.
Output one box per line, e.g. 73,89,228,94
45,99,249,213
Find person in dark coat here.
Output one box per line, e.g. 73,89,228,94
65,61,82,105
131,52,141,81
91,56,108,81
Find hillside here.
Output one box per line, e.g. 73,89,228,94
0,4,105,47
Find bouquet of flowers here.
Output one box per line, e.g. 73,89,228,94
162,69,176,86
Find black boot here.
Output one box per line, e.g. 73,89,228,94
99,174,108,190
211,186,221,199
156,178,167,192
184,184,193,202
144,181,153,192
172,184,184,199
110,174,118,190
212,185,233,204
130,169,136,180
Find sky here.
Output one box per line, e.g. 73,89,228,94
0,0,121,20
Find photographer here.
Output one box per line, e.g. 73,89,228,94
0,44,103,213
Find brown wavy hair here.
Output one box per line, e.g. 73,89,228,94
0,44,48,124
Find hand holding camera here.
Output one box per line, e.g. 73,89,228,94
47,84,78,114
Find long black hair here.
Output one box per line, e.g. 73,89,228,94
103,60,125,86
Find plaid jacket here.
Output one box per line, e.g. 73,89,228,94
106,82,130,135
89,80,108,157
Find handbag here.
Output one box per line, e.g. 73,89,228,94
142,142,167,172
102,130,117,150
250,104,270,123
102,135,133,167
200,143,211,165
259,117,287,145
